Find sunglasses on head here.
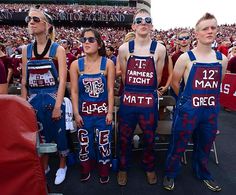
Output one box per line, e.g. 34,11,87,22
25,16,42,23
178,36,190,41
80,37,97,43
133,17,152,25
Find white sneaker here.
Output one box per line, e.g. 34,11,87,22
45,166,50,175
54,166,67,185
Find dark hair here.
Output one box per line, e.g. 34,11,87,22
81,28,106,56
107,46,114,52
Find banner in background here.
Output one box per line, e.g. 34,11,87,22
220,73,236,110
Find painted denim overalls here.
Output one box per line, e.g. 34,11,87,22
26,42,69,156
165,51,222,180
77,57,112,177
118,40,158,171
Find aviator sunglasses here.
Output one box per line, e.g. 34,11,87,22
178,36,190,41
80,37,97,43
25,16,42,23
133,17,152,25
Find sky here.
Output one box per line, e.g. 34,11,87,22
151,0,236,30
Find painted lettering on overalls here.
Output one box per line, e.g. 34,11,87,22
126,58,154,86
98,130,111,158
81,101,107,115
83,77,104,98
123,92,154,107
192,67,220,107
78,129,89,161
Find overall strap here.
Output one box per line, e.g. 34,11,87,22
49,42,59,58
100,56,107,71
128,40,135,53
187,51,197,61
215,51,223,61
78,57,85,72
26,43,33,60
150,40,157,54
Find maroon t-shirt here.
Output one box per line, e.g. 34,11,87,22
0,56,13,83
66,52,76,82
171,51,184,67
0,60,7,84
227,56,236,73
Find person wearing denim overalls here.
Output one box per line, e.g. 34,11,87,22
70,28,115,184
21,7,68,185
117,9,166,186
163,13,228,192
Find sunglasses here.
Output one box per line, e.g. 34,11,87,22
178,36,190,41
133,17,152,25
25,16,42,23
80,37,97,43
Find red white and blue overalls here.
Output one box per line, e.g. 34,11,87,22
26,42,69,156
118,40,158,171
165,51,222,180
77,57,112,177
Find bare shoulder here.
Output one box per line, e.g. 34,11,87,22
222,54,228,66
22,45,27,55
106,58,115,67
157,42,166,53
56,45,65,54
175,52,191,67
70,59,78,69
119,42,129,54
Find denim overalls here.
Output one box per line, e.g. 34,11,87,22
165,51,222,180
26,42,69,156
118,40,158,171
77,57,112,177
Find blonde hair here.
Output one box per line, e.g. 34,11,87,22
124,32,136,43
195,13,217,30
28,7,55,41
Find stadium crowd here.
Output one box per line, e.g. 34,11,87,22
0,3,137,14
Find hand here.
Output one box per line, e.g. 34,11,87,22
106,113,113,125
52,107,62,121
74,113,84,128
158,86,168,96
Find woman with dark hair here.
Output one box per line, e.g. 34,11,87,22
21,7,69,185
70,28,115,184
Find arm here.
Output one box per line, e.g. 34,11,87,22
221,55,228,80
171,53,188,96
115,54,122,77
159,56,173,95
118,43,128,84
106,59,115,125
155,44,166,85
21,46,28,99
53,46,67,119
70,60,83,128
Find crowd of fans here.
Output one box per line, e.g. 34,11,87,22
1,6,236,87
0,4,137,14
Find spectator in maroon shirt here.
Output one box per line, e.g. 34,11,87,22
0,59,8,94
171,30,191,66
60,39,77,82
0,43,13,87
227,55,236,73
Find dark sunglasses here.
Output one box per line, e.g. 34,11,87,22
178,36,190,41
25,16,41,23
80,37,97,43
133,17,152,25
